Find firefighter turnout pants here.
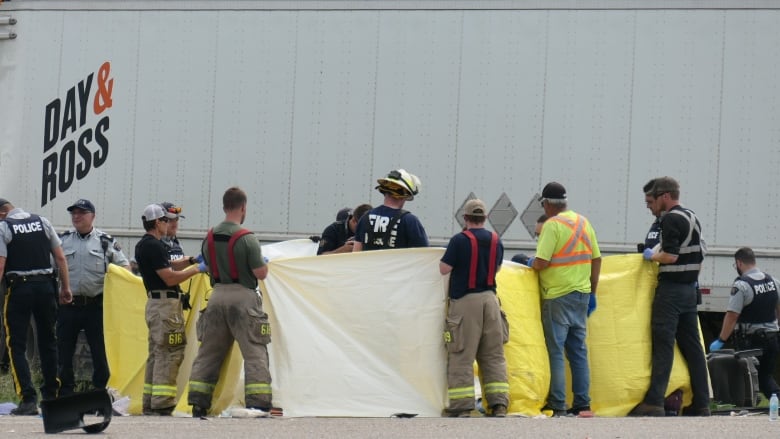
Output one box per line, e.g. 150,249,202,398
445,292,509,413
188,284,272,411
143,295,186,411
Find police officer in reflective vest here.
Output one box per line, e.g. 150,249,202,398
710,247,780,399
353,169,428,251
188,187,271,417
631,176,710,417
440,199,509,418
135,204,207,415
0,198,73,416
639,178,661,253
58,199,130,396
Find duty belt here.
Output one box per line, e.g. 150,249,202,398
69,294,103,306
147,290,180,299
5,273,55,286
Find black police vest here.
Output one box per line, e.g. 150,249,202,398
658,206,703,283
737,273,779,324
165,237,185,261
3,214,52,272
644,219,661,249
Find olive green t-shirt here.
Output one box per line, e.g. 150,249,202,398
201,221,265,289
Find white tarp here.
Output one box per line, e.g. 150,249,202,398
264,247,449,417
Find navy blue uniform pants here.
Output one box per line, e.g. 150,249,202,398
57,298,109,395
3,279,59,402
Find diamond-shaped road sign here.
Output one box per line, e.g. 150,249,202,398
518,193,545,239
487,193,518,237
455,192,519,237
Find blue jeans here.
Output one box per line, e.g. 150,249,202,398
542,291,590,410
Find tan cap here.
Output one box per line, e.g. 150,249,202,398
464,199,488,217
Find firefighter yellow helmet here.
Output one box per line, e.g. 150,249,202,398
376,169,421,201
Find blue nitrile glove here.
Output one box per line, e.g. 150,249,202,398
511,253,529,265
709,338,725,352
587,293,597,317
194,254,204,264
643,248,654,261
526,256,535,268
197,261,208,273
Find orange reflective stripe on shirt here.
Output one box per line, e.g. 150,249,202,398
548,214,593,267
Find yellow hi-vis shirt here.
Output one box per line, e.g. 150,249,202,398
535,210,601,300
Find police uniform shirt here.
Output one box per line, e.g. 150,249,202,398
317,220,352,255
354,205,429,250
61,228,129,297
728,267,780,334
134,234,171,291
0,207,61,275
441,228,504,300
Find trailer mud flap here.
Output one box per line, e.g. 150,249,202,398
40,389,113,434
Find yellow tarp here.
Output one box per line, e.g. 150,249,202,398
104,249,702,417
497,253,698,416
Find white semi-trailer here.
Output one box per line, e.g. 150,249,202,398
2,0,780,336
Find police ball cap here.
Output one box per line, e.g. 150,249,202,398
67,199,96,213
142,204,166,222
541,182,567,200
0,198,9,208
464,199,488,217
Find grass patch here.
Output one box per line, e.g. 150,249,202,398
0,371,20,403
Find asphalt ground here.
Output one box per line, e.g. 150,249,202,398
3,413,780,439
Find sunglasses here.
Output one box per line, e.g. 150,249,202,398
158,217,170,223
165,206,182,214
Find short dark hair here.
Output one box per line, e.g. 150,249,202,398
464,214,486,225
642,178,656,194
649,176,680,200
735,247,756,265
352,203,373,222
143,219,158,231
223,187,247,211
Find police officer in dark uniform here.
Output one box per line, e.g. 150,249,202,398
630,177,710,417
58,199,130,396
710,247,780,399
317,204,372,255
0,198,73,415
639,178,661,253
160,202,186,261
